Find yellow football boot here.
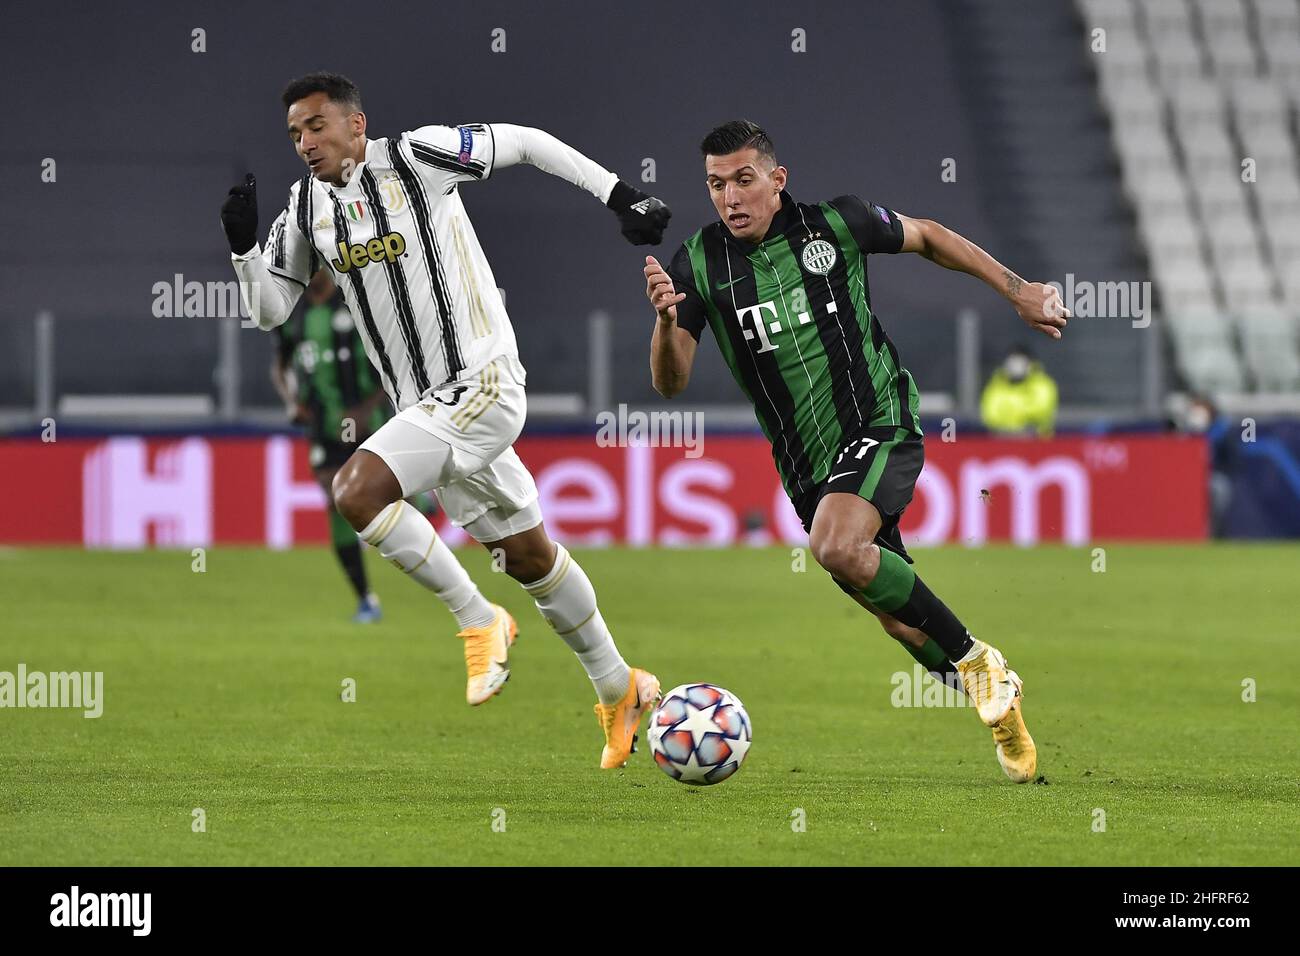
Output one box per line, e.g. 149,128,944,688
956,639,1018,726
991,684,1038,784
458,605,517,706
593,668,661,768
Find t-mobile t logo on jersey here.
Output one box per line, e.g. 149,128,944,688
735,299,840,353
50,886,151,936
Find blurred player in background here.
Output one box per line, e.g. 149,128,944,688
271,268,388,623
645,121,1070,782
223,72,671,767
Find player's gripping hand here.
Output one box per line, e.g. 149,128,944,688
1014,281,1070,340
608,180,671,245
644,255,686,321
220,173,259,255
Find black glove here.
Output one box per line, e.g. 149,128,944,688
221,173,259,255
607,180,671,245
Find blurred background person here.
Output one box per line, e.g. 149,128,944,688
1168,393,1233,538
272,269,389,623
980,345,1059,437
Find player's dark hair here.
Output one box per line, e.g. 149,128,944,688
700,120,776,166
281,72,363,113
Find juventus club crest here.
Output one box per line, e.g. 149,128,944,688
801,238,837,275
378,174,407,214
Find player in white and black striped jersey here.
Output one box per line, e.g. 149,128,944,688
223,72,667,768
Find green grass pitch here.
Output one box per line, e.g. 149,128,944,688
2,543,1297,866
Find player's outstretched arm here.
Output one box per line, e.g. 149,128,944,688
897,214,1069,339
645,255,698,398
489,124,671,245
221,174,305,331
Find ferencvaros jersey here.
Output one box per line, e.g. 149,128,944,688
668,190,921,502
261,124,516,410
275,292,388,444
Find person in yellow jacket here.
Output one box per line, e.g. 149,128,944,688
980,347,1058,436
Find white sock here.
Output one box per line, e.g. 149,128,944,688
359,501,495,629
523,544,630,704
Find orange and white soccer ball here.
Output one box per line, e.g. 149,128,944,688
647,683,752,785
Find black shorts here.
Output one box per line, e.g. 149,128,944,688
308,438,360,471
790,425,925,563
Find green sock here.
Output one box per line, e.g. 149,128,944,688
861,547,974,662
901,637,964,692
904,637,948,672
832,552,967,691
861,546,916,613
329,508,369,600
328,507,356,550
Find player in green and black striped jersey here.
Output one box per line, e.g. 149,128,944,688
273,269,391,623
645,121,1070,782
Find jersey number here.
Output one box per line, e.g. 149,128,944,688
834,437,879,467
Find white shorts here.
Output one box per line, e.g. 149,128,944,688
358,356,542,543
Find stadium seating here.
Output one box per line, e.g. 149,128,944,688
1080,0,1300,393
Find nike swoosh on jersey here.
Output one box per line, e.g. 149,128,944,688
715,275,751,291
827,471,857,482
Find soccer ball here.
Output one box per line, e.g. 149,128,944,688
647,683,752,785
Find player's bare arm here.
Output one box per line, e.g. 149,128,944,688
644,255,698,398
896,214,1070,340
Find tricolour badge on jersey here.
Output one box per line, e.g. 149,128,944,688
344,200,365,222
801,238,838,275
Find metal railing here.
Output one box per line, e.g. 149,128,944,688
3,306,1247,432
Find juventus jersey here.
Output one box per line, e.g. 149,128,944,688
246,123,518,410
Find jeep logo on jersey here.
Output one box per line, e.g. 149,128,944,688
330,232,407,273
801,238,837,275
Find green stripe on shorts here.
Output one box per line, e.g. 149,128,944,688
857,427,911,501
